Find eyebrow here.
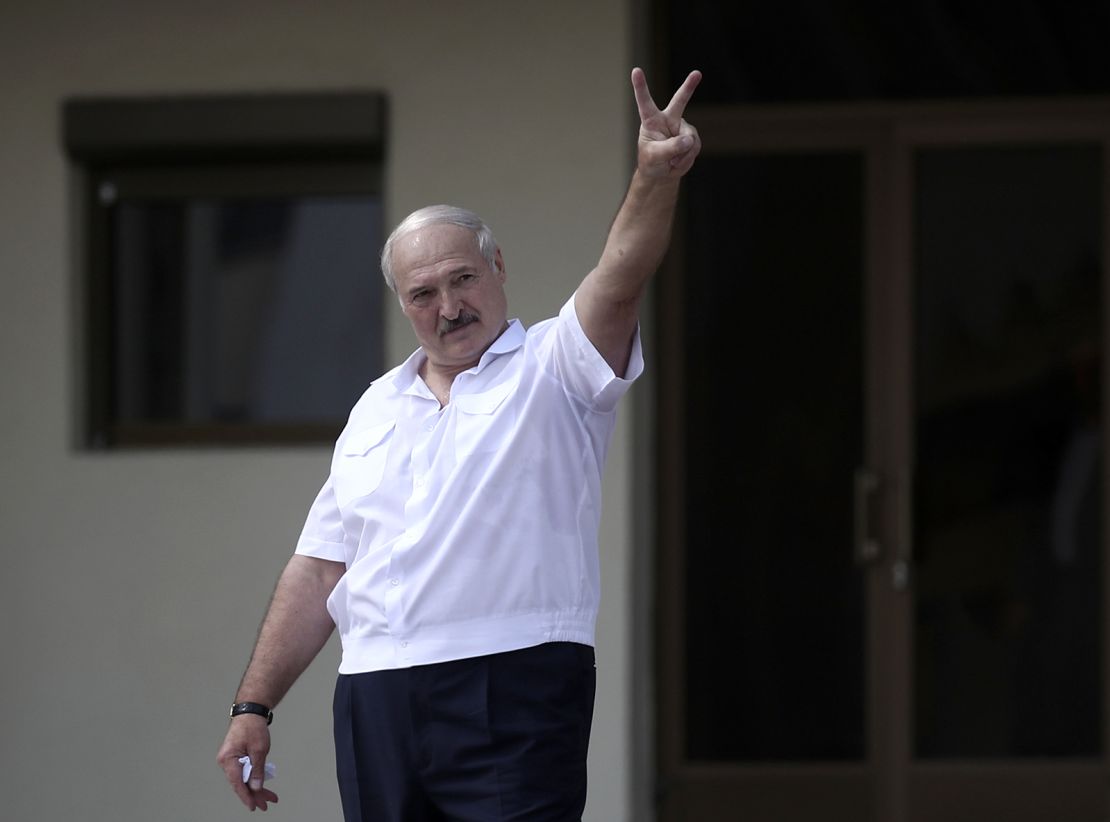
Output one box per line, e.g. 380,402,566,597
405,265,478,298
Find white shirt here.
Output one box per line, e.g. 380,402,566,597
295,295,643,673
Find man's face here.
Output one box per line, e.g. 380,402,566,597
390,222,509,373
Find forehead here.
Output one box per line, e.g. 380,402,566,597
391,223,483,283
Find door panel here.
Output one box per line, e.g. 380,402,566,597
681,152,867,764
657,102,1110,822
657,135,878,820
912,145,1103,760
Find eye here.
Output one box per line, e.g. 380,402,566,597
410,289,432,307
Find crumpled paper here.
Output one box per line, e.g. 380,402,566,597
238,756,277,784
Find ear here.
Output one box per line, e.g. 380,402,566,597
493,248,506,283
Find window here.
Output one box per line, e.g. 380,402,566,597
64,92,386,447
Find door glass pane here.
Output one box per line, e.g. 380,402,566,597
683,153,865,760
913,145,1103,757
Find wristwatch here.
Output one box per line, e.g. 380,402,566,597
230,701,273,725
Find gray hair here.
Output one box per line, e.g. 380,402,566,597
379,205,499,293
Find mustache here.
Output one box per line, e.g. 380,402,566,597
438,311,479,336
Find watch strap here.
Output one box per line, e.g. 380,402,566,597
230,701,273,725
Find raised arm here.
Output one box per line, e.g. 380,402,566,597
575,66,702,375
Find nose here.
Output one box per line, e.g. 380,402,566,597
439,289,461,319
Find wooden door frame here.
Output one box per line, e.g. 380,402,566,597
654,97,1110,822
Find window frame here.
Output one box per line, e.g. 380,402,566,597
63,91,387,449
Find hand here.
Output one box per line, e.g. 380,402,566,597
632,66,702,179
216,716,280,812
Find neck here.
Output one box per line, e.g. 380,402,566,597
420,358,474,385
419,319,510,384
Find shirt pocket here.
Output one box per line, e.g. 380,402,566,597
453,380,516,460
333,421,395,506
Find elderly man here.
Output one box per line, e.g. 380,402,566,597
217,66,701,822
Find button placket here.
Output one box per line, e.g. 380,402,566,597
409,404,441,500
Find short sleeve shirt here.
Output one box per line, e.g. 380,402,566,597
295,295,643,673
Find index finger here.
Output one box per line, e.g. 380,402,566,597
663,70,702,119
631,67,661,122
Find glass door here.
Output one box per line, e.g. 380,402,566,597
655,114,885,821
903,123,1108,822
656,102,1110,822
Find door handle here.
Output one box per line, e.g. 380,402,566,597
854,468,881,565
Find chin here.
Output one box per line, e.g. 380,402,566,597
448,332,494,357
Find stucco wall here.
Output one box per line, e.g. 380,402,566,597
0,2,644,819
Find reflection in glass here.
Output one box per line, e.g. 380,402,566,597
913,145,1102,757
682,153,865,760
112,196,383,427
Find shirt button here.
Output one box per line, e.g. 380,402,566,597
390,578,400,586
400,641,409,648
424,421,435,432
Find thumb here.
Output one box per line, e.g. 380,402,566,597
640,133,695,176
669,133,695,157
247,746,269,792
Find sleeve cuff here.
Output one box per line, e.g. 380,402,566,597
294,536,347,563
559,294,644,411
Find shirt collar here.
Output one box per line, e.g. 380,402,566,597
391,318,525,393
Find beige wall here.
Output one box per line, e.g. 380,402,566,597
0,2,648,820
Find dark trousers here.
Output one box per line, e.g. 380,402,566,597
334,642,596,822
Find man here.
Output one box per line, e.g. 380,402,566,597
216,65,701,821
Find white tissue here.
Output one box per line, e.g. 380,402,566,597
238,756,277,784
